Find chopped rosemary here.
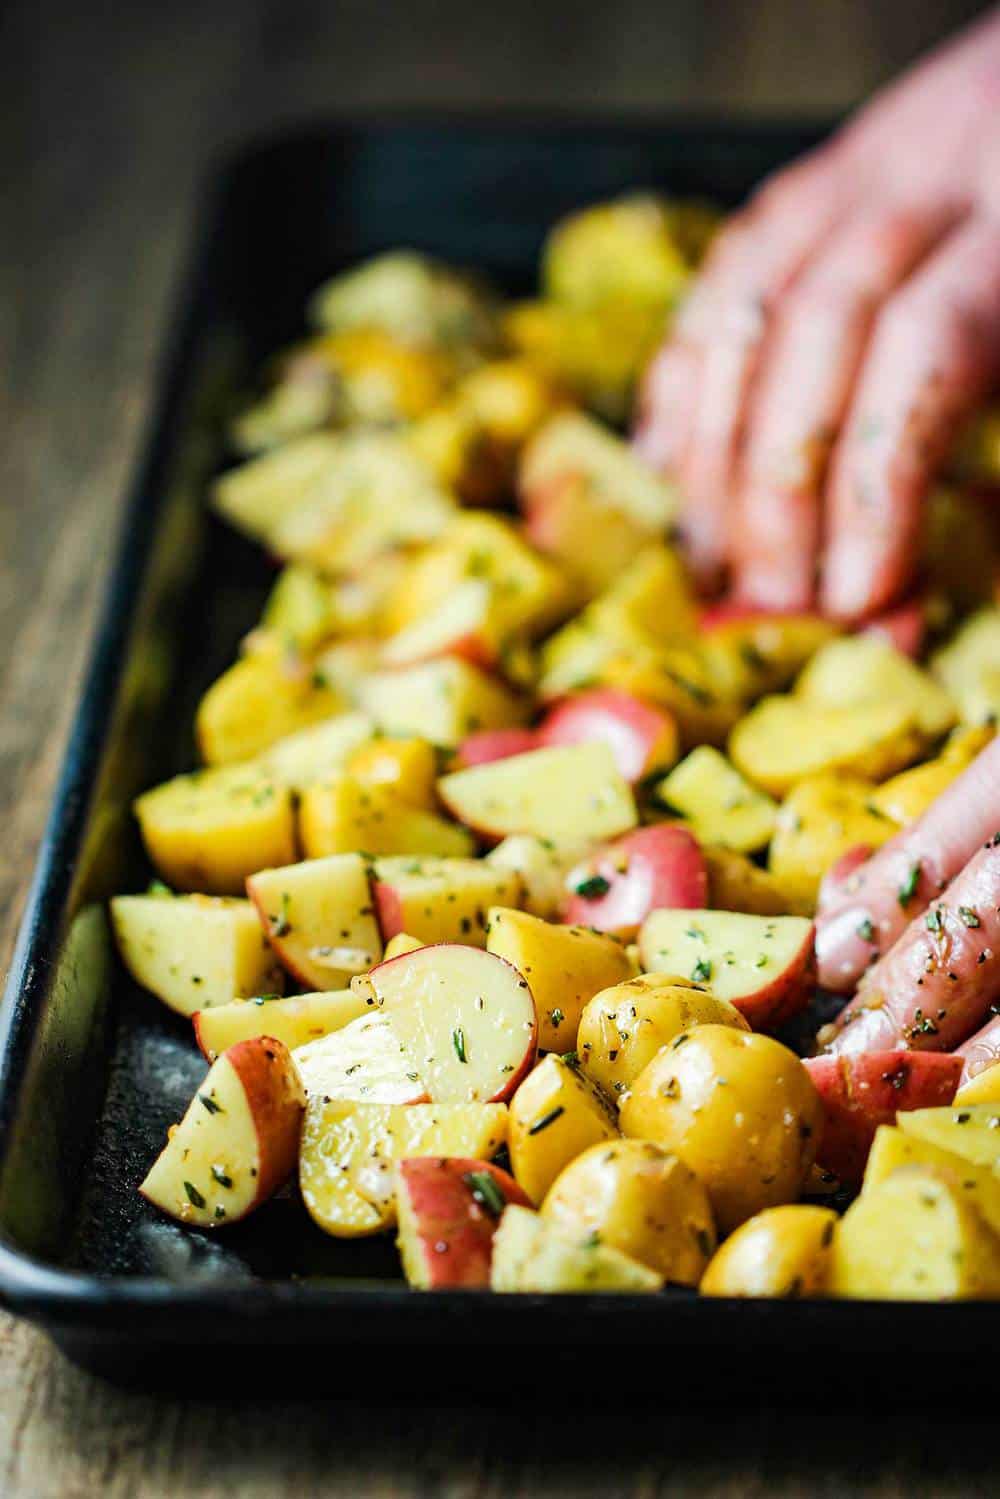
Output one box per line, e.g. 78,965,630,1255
463,1170,506,1217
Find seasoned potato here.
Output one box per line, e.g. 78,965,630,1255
932,609,1000,726
700,1205,837,1298
258,712,374,792
542,1139,715,1284
954,1063,1000,1105
299,775,473,859
134,768,295,895
484,835,592,919
360,658,527,748
768,774,898,913
308,250,498,354
508,1055,618,1204
868,724,994,824
896,1103,1000,1168
863,1124,1000,1238
196,653,345,767
797,635,956,740
729,695,924,798
603,641,744,749
212,433,340,545
258,564,339,654
490,1203,664,1292
577,974,748,1101
345,736,438,810
653,745,777,853
620,1026,822,1234
831,1166,1000,1300
543,194,691,312
703,845,793,917
505,299,665,424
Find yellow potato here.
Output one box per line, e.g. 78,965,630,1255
509,1055,618,1204
863,1124,1000,1238
212,433,340,544
308,250,498,353
298,775,472,859
134,767,295,895
768,774,898,913
870,724,994,825
381,932,425,960
543,194,690,312
702,846,793,917
796,635,956,740
490,1204,664,1292
729,695,924,798
542,1138,715,1284
505,299,665,425
700,1205,836,1298
259,713,374,791
954,1063,1000,1105
258,564,338,654
831,1166,1000,1300
577,974,748,1101
196,653,345,766
486,907,634,1052
603,642,743,749
360,658,527,748
932,609,1000,726
346,737,438,810
653,745,777,854
897,1103,1000,1168
619,1026,822,1234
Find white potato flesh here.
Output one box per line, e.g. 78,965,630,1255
438,743,637,843
212,433,342,543
247,853,382,991
490,1204,663,1292
485,835,593,918
111,894,282,1016
380,579,500,667
292,1012,426,1104
194,989,371,1061
371,856,522,946
366,944,536,1104
797,635,955,739
654,746,777,853
360,658,526,748
260,712,375,790
639,908,813,1004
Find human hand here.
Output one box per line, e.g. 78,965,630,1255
634,7,1000,619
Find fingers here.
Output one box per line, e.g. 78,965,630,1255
815,735,1000,993
820,218,1000,619
732,206,956,611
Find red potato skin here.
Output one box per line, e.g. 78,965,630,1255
804,1051,962,1185
537,688,679,784
827,837,1000,1057
727,923,817,1032
454,728,541,769
564,824,707,937
816,737,1000,993
372,881,407,942
396,1157,532,1288
956,1014,1000,1087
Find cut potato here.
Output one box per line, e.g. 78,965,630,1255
869,725,994,825
955,1062,1000,1106
212,433,341,543
768,774,897,913
382,932,425,960
577,974,748,1100
135,768,295,895
729,694,923,798
697,607,838,694
638,908,815,1031
703,845,792,917
601,642,744,749
519,411,677,533
897,1104,1000,1168
299,1097,509,1237
363,944,537,1104
484,834,591,919
246,853,382,991
308,250,498,351
490,1204,663,1292
653,746,777,854
931,609,1000,726
139,1037,305,1227
863,1124,1000,1239
312,639,383,703
196,654,345,767
508,1054,618,1204
396,1157,532,1289
700,1205,836,1298
360,658,527,748
258,563,339,654
542,1139,715,1284
371,856,522,946
831,1166,1000,1300
455,728,541,770
438,743,636,844
292,1012,426,1104
522,469,658,598
542,193,691,311
486,906,634,1052
563,824,708,937
298,775,473,859
797,636,956,740
259,712,375,791
194,989,370,1061
379,579,504,672
537,687,680,783
346,737,438,810
111,893,282,1017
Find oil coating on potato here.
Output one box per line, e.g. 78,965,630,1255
700,1205,837,1298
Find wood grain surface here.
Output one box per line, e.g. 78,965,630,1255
1,1,993,1493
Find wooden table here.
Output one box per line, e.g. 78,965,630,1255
1,1,993,1491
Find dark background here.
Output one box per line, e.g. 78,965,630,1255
2,1,998,1495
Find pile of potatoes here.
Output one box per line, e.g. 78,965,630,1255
112,195,1000,1300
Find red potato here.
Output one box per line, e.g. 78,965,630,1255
437,743,637,846
246,854,382,991
638,907,815,1030
455,728,541,769
564,824,707,937
139,1037,305,1227
816,736,1000,992
371,856,522,947
537,688,679,784
861,596,927,659
364,944,537,1105
396,1157,532,1288
804,1051,962,1185
827,835,1000,1057
292,1013,429,1104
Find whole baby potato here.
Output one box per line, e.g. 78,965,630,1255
577,974,748,1101
700,1204,837,1298
542,1138,715,1284
619,1025,822,1234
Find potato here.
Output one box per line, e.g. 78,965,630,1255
312,640,383,703
863,1124,1000,1238
602,642,744,749
697,607,838,694
396,1157,532,1289
308,250,498,353
538,687,680,784
270,328,450,429
896,1103,1000,1168
522,470,659,598
246,853,383,992
299,1098,509,1238
831,1166,1000,1300
111,893,283,1016
484,834,592,919
509,1054,618,1204
381,931,425,960
505,299,665,424
438,744,637,846
299,775,472,859
542,1139,715,1284
797,635,956,740
212,433,340,544
371,856,522,947
577,974,748,1100
345,737,438,810
703,845,793,917
955,1061,1000,1105
360,658,527,748
700,1204,836,1298
869,725,994,824
196,654,345,767
193,989,369,1061
729,694,924,798
259,712,375,791
486,907,634,1052
932,609,1000,726
619,1026,822,1233
542,194,690,311
490,1203,663,1292
380,580,506,674
519,412,677,535
768,774,898,913
134,767,296,895
258,564,339,653
653,746,777,854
